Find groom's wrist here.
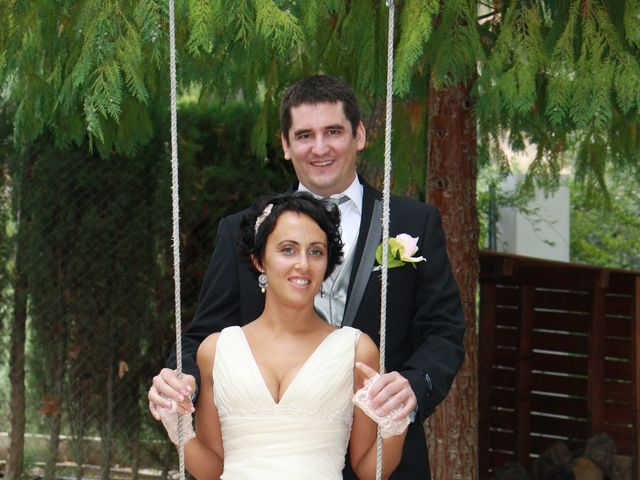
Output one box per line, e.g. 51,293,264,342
400,369,432,422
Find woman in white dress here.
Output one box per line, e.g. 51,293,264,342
161,192,408,479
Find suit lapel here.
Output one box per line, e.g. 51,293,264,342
343,181,382,327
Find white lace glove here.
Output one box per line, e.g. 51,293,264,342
158,400,196,446
352,374,410,438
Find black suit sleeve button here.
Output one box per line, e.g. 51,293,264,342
424,372,433,397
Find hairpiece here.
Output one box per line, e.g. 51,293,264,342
254,203,273,235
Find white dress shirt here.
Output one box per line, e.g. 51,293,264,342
298,176,363,259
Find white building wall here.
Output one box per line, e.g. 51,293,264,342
497,174,570,262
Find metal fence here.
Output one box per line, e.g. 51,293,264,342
0,104,295,479
2,148,181,479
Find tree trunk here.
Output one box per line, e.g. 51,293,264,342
425,79,479,479
100,360,114,480
43,408,62,480
7,243,27,480
44,249,69,480
43,348,65,480
6,163,31,480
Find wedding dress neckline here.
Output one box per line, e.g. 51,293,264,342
235,326,342,406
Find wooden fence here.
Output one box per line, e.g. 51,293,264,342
478,251,640,478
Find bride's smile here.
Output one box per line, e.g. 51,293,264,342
259,211,328,308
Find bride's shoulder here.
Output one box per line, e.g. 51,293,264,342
197,331,223,367
353,330,379,363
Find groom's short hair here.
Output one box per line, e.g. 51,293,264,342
279,75,362,144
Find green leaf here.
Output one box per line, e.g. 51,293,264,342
375,239,406,269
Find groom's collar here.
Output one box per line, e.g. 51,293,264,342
296,177,363,215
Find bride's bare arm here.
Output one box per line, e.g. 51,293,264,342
348,334,408,480
184,333,224,480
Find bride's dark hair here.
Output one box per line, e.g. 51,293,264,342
239,192,344,280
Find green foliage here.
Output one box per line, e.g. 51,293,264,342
1,0,640,198
478,4,545,120
255,0,304,56
394,0,439,97
476,0,640,190
624,0,640,46
570,173,640,270
1,0,166,156
187,0,215,56
426,0,484,88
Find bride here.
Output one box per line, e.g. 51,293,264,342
160,192,408,479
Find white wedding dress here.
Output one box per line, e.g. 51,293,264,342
213,325,361,479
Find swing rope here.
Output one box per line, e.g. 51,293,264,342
166,0,187,479
166,3,396,480
376,2,395,479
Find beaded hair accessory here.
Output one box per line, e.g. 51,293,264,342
254,203,274,236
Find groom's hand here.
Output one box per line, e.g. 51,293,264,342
148,368,196,420
357,363,417,422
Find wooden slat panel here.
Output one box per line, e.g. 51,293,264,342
604,315,633,337
604,338,632,360
516,286,535,465
478,252,640,464
604,359,632,381
532,351,588,375
530,393,589,418
534,289,590,313
492,367,516,389
604,293,633,316
530,435,584,455
633,276,640,465
532,330,588,354
604,379,633,403
495,326,518,348
516,266,608,289
530,414,590,439
490,407,517,431
494,346,517,366
495,307,519,327
495,286,520,306
531,372,587,397
531,310,589,334
490,387,516,409
488,429,517,452
602,402,633,425
480,254,515,280
489,449,516,472
607,273,636,295
478,282,497,480
589,287,606,434
602,425,634,456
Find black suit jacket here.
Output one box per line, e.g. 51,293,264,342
168,179,466,479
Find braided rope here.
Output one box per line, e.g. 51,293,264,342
167,1,186,479
377,2,395,479
165,4,395,480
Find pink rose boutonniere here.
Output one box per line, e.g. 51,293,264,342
375,233,426,269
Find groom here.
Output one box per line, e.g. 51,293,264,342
149,75,465,479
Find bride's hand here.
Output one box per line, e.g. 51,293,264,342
353,362,410,438
354,362,416,423
148,368,196,420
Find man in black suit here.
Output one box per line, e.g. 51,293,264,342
149,75,465,479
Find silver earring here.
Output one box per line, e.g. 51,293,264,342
320,286,326,298
258,273,268,293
